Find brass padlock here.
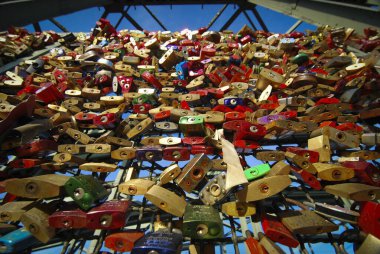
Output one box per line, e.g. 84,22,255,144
285,151,317,174
119,179,155,195
79,162,117,172
310,126,360,148
314,162,354,181
356,234,380,254
221,201,256,217
308,135,331,162
175,153,212,193
200,172,227,205
126,117,154,139
325,183,380,201
158,164,181,185
277,209,338,235
5,174,69,199
145,185,186,217
66,127,93,144
256,151,285,161
183,204,223,239
0,201,34,222
236,175,291,202
266,161,291,177
20,203,56,243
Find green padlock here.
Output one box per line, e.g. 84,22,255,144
64,175,109,210
291,53,309,65
179,116,205,137
183,204,223,240
244,163,271,181
132,94,156,105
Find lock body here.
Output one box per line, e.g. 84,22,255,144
131,230,183,254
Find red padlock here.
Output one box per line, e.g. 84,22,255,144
358,201,380,239
261,214,299,248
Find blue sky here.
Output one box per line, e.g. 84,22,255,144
21,4,354,254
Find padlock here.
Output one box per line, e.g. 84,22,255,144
256,151,285,161
158,164,181,185
261,214,299,248
175,153,212,193
141,136,164,146
111,147,136,160
286,147,319,163
266,161,291,177
244,164,271,181
183,204,223,239
342,161,380,187
159,137,182,146
126,118,154,139
199,172,227,205
257,68,284,90
86,200,130,229
66,127,93,144
119,179,155,195
277,209,338,235
64,175,109,210
0,227,39,254
136,146,163,162
325,183,380,201
285,151,317,174
341,150,380,161
163,146,191,161
313,162,354,181
145,185,186,217
358,201,380,239
5,174,69,199
48,205,87,229
236,175,291,202
79,162,117,172
85,144,112,154
105,231,144,253
291,167,322,190
0,201,34,222
221,201,256,217
20,203,56,243
308,135,332,162
310,126,360,148
131,230,183,254
179,116,205,137
170,109,199,122
155,121,179,132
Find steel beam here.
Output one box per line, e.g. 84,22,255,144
206,4,229,30
251,5,269,32
241,9,258,30
286,19,303,33
220,8,242,31
143,5,168,30
49,18,69,33
0,0,111,31
249,0,380,31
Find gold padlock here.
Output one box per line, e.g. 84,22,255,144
236,175,291,202
145,185,186,217
0,201,34,222
119,179,155,195
158,164,181,186
221,201,256,217
310,126,360,148
79,162,117,172
285,151,317,174
313,163,354,181
266,161,291,177
325,183,380,201
308,135,331,162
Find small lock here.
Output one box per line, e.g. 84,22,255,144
105,231,144,253
158,164,181,185
119,179,155,196
0,201,34,222
266,161,291,177
261,214,299,248
244,164,271,181
64,175,109,210
79,162,117,173
256,151,285,161
175,153,212,193
183,204,223,240
48,208,87,229
179,116,205,137
163,146,191,161
131,230,183,254
136,146,163,162
325,183,380,201
314,162,354,181
221,201,256,217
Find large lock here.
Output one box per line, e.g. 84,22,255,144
48,208,87,229
5,174,69,199
324,183,380,201
145,185,186,217
131,230,183,254
64,175,109,210
183,204,223,240
0,201,34,222
221,201,256,217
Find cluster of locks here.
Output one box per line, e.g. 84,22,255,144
0,18,379,254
